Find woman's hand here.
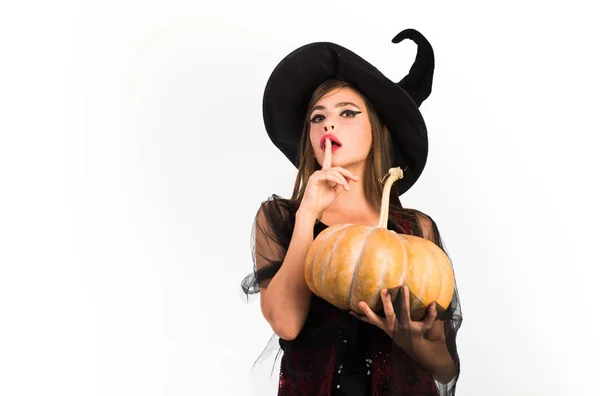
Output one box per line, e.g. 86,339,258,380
297,138,359,219
350,286,438,347
350,286,457,383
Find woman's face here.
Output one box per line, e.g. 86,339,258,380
308,86,372,170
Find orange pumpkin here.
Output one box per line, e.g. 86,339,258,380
304,167,455,317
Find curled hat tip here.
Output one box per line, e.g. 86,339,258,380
391,28,427,45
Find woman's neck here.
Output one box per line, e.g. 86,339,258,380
320,181,379,226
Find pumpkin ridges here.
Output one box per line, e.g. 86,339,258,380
304,235,321,293
409,237,437,309
318,227,347,293
426,239,450,309
346,226,378,311
422,241,435,307
309,224,351,301
430,239,454,309
305,224,332,297
321,226,352,306
324,225,371,310
403,237,428,314
364,229,394,310
378,232,408,309
429,240,454,309
422,241,438,309
349,228,399,312
404,236,417,309
395,234,410,287
404,235,454,310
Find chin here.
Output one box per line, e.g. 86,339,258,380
333,158,361,169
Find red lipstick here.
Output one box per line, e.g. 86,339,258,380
320,134,342,151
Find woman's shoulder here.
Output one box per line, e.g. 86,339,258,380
404,207,436,223
255,194,299,216
393,207,442,244
390,207,437,238
253,194,300,230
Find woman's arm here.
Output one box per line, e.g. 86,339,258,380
257,206,318,341
408,320,457,384
256,142,358,340
414,212,458,383
414,212,457,383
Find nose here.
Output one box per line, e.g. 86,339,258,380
323,123,336,132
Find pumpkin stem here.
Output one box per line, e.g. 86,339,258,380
377,167,404,228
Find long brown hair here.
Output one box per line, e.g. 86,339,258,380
290,79,406,227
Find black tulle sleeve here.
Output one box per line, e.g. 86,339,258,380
241,195,297,295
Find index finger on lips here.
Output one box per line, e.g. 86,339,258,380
322,138,332,170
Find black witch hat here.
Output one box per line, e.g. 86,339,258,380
262,28,435,196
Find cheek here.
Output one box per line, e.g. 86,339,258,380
309,129,322,154
359,136,372,157
354,122,372,151
365,131,373,149
309,129,319,149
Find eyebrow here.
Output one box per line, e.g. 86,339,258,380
310,102,361,114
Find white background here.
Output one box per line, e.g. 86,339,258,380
1,1,599,395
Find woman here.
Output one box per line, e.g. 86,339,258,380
242,28,463,395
